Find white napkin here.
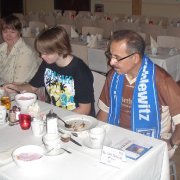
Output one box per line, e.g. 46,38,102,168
71,27,79,38
150,36,158,49
0,147,17,165
87,35,98,48
28,102,40,118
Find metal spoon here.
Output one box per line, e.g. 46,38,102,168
57,116,72,128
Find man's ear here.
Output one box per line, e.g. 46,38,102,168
134,53,141,64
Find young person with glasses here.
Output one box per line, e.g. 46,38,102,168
4,26,95,116
97,30,180,158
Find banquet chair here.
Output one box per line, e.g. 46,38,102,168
138,32,149,45
166,26,180,37
141,24,167,41
75,17,95,33
29,21,47,34
91,71,106,115
27,12,40,22
82,26,104,36
56,16,75,26
23,37,36,49
58,24,75,36
157,35,180,48
113,22,141,32
88,48,110,75
97,19,113,39
43,15,56,27
71,44,88,65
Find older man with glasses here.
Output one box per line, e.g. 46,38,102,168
97,29,180,158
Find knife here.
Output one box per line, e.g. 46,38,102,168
58,129,82,146
70,137,82,146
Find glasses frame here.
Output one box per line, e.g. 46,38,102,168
105,51,136,62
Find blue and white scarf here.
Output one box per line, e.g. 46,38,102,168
108,55,160,138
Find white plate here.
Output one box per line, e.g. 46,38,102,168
83,138,112,149
58,115,98,132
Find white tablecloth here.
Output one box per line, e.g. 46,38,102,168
147,47,180,81
0,101,170,180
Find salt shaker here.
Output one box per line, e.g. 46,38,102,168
46,110,58,134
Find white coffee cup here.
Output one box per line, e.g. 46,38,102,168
0,106,6,124
89,127,105,149
31,119,44,136
42,133,60,151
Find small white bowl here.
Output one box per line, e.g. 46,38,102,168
12,145,44,168
15,93,37,110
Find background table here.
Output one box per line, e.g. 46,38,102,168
0,101,170,180
147,47,180,81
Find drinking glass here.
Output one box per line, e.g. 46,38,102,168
19,114,31,130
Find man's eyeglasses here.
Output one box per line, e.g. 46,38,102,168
105,51,136,62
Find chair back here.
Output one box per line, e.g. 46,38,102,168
82,26,104,36
88,48,110,74
157,35,180,48
92,71,106,115
58,24,75,36
71,44,88,65
29,21,47,33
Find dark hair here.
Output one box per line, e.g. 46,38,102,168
35,26,72,58
1,14,22,34
108,30,145,57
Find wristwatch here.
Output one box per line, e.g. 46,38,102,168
169,138,179,150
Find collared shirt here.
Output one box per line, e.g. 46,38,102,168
98,66,180,139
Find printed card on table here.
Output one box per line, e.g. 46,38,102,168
100,146,126,169
113,138,152,160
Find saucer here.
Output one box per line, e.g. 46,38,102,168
83,138,112,149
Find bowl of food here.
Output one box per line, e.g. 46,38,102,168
12,145,44,168
15,93,37,110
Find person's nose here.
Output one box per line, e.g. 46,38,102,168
109,57,117,66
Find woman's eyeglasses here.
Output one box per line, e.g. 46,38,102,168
105,51,136,62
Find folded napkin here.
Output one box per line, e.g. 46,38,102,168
28,102,40,118
0,147,17,165
87,35,98,48
71,27,79,38
150,36,158,49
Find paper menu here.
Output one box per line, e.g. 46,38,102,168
113,138,152,160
